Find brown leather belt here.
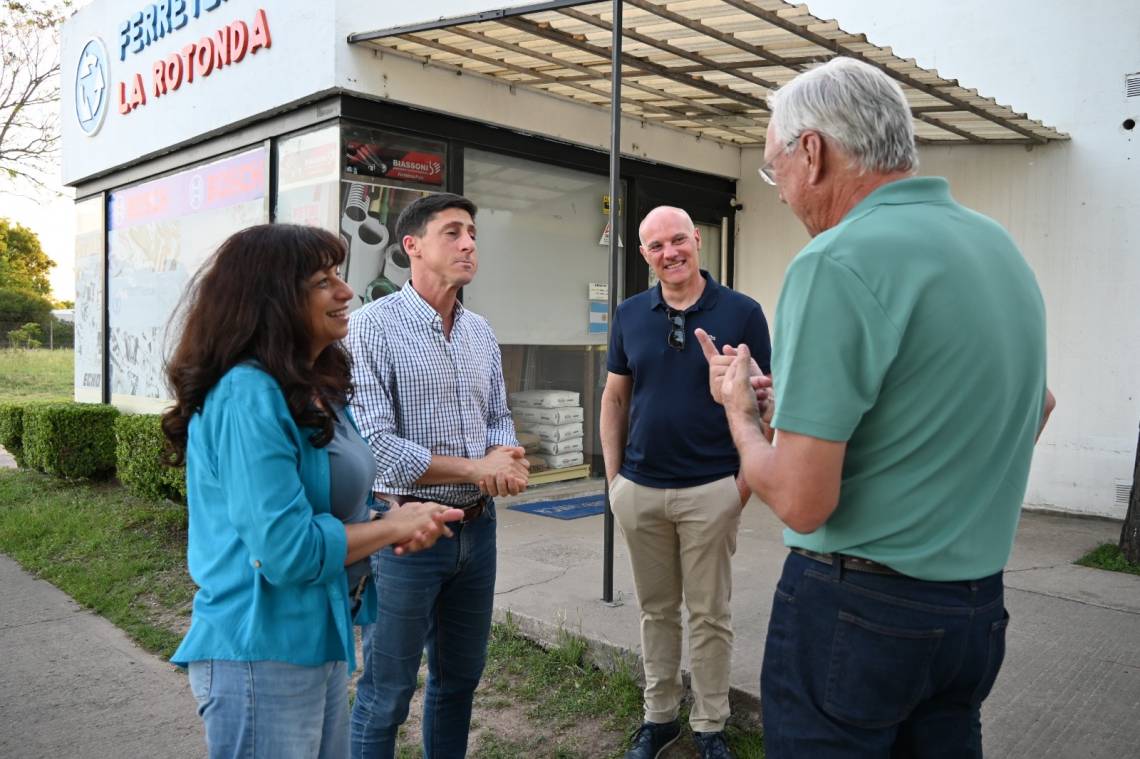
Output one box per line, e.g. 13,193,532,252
376,493,489,524
791,547,903,577
454,495,488,523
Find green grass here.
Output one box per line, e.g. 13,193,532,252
484,617,644,732
1076,542,1140,576
0,348,73,402
0,468,194,656
477,617,765,758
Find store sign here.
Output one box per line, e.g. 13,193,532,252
116,0,233,61
118,8,271,115
75,38,111,136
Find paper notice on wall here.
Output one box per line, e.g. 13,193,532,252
588,282,608,301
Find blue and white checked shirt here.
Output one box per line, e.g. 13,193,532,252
346,284,517,505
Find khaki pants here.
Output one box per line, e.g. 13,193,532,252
610,473,741,732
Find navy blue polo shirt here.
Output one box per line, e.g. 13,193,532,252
608,271,771,488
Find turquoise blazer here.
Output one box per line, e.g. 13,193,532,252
171,364,371,671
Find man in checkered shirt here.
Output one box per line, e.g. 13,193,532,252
347,192,529,758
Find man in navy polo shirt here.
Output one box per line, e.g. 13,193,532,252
601,206,771,759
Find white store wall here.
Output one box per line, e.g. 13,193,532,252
735,0,1140,518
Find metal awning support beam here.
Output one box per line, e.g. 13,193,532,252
348,1,1066,146
437,25,763,141
500,15,772,113
552,57,819,83
403,31,766,141
599,0,982,143
558,6,781,92
603,0,621,606
348,0,592,43
716,0,1048,144
622,0,804,70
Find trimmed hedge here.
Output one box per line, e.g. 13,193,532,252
114,414,186,502
23,403,120,479
0,403,27,466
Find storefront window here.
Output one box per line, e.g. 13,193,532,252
463,149,620,480
73,195,105,403
339,181,428,309
106,147,269,410
338,124,445,311
275,125,340,230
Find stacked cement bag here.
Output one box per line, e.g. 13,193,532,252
515,430,548,473
510,390,585,470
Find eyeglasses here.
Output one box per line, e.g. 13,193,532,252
666,308,686,351
758,135,800,186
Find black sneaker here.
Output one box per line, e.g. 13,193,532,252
625,720,681,758
693,730,735,759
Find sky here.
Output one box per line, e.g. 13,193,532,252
1,182,77,302
0,0,91,303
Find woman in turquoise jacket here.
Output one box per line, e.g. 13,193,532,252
161,224,463,759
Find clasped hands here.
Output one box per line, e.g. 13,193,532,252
382,501,466,555
476,445,530,497
375,448,529,556
694,328,774,428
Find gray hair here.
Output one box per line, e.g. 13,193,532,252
767,57,918,174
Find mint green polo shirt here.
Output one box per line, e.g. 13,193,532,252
771,177,1047,581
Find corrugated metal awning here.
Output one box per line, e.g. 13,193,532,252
349,0,1067,147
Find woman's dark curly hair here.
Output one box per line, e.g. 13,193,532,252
161,224,351,464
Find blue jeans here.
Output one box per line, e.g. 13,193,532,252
188,659,349,759
350,502,497,758
761,551,1009,758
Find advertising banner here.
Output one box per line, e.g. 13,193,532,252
343,125,446,187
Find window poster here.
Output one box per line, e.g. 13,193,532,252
73,196,105,403
276,125,340,230
342,124,446,189
340,180,430,311
107,148,268,409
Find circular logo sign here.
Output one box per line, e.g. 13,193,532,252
75,38,109,136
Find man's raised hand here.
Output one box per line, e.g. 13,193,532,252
694,328,772,415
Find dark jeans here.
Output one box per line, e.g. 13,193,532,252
761,551,1009,758
350,501,497,759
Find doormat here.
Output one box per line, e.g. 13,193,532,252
508,494,606,520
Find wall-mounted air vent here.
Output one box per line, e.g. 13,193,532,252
1127,72,1140,98
1115,478,1133,507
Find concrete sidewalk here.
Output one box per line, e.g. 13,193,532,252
1,477,1137,757
494,485,1140,758
0,554,201,758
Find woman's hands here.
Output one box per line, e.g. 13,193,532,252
384,501,466,555
344,502,465,564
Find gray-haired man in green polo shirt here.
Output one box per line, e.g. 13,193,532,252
700,57,1056,757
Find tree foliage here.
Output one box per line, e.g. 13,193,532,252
0,286,53,324
0,217,55,294
1,2,71,192
7,321,43,348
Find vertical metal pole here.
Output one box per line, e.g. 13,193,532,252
602,0,622,604
101,193,111,405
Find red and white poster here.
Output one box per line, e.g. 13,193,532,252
343,126,446,187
